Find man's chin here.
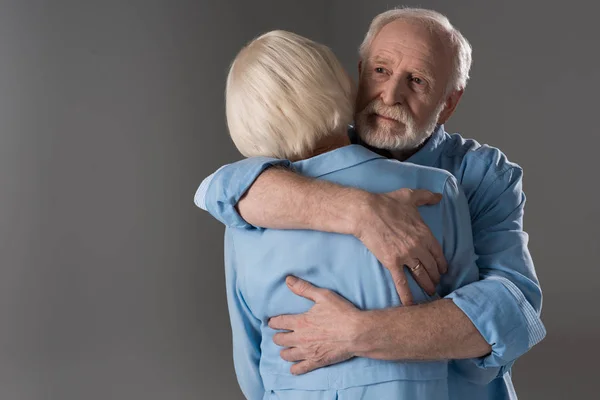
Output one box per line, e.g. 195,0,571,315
364,127,408,142
359,132,405,151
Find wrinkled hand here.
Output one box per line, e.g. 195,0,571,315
354,188,448,306
268,276,361,375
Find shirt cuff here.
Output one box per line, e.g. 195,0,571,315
445,276,546,369
204,158,293,229
194,165,228,211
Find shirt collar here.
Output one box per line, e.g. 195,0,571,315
405,124,448,166
292,144,385,178
349,124,448,167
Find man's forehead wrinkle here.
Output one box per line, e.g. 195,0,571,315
366,23,451,80
374,20,447,58
373,32,437,59
370,45,437,75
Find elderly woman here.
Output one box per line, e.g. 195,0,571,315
222,30,484,400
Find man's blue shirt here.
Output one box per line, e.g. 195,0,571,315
197,125,546,399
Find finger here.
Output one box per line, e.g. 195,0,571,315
411,190,443,207
285,276,324,303
405,260,436,297
280,347,305,362
272,332,297,347
290,360,321,375
429,240,448,274
387,265,414,306
268,314,299,331
414,249,440,288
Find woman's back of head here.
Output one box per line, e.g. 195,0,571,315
225,30,355,161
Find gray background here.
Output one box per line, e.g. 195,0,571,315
0,0,597,399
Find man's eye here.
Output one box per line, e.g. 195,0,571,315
412,77,424,85
375,67,386,74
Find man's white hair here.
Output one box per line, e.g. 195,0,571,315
359,7,472,93
225,30,355,160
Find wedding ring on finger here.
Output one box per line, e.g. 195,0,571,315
409,261,422,272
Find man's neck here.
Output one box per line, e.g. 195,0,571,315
389,139,428,161
357,131,433,162
359,140,426,161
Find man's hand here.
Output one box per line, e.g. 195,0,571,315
269,277,491,372
268,276,361,375
354,189,448,306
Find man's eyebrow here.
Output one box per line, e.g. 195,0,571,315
412,66,434,78
369,56,393,65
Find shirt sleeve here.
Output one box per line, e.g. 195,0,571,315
438,177,502,384
224,230,265,399
438,176,480,294
445,166,546,375
194,157,292,229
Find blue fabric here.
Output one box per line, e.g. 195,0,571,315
263,379,450,400
198,125,546,399
225,145,493,399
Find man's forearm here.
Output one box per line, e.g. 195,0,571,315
353,299,491,360
236,166,366,234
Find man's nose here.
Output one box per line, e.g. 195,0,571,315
381,77,406,106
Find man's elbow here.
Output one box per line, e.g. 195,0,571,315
451,358,502,385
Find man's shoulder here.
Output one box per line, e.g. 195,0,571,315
442,132,523,190
444,132,520,168
440,132,525,223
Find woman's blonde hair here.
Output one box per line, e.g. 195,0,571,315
226,30,355,160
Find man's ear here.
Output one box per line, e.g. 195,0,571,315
358,60,362,76
437,89,464,124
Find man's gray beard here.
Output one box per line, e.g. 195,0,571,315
355,99,445,152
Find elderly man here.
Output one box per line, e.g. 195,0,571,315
223,29,490,400
196,8,545,400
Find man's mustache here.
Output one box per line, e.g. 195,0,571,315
360,99,412,124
